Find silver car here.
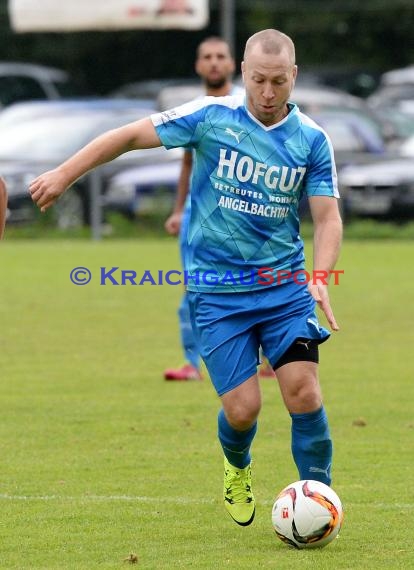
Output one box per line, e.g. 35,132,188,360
340,158,414,219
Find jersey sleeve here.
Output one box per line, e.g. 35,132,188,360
150,99,208,151
304,133,339,198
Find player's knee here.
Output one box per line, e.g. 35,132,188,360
226,401,261,431
290,385,322,413
277,360,322,413
285,373,322,413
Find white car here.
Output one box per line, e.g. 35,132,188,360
104,160,182,218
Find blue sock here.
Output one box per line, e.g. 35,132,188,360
290,406,332,485
178,293,200,369
218,409,257,469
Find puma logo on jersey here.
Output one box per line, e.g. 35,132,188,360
225,127,244,144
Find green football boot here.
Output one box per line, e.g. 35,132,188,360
223,457,255,526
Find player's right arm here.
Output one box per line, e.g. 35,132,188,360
164,150,193,235
0,177,7,240
30,117,161,213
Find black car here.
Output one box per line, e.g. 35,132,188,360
0,62,82,109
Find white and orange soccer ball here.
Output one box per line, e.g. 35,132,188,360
271,480,343,549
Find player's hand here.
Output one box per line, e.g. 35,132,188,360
164,211,183,236
29,169,69,212
307,283,339,331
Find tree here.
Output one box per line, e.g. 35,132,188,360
0,0,413,96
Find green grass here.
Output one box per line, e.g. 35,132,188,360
5,215,414,241
0,238,413,569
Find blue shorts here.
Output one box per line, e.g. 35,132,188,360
187,281,330,396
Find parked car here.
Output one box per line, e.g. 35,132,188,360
109,77,198,102
339,158,414,219
294,67,380,98
308,109,386,166
367,65,414,116
369,106,414,146
157,83,204,110
0,99,181,227
368,84,414,115
0,62,82,109
104,160,182,217
290,84,367,113
379,65,414,86
0,97,156,129
399,134,414,157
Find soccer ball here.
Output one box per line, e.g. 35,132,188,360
271,480,343,549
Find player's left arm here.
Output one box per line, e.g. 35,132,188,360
308,195,343,331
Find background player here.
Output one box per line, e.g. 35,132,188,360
163,36,243,381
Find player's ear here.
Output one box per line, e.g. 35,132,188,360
290,65,298,91
241,61,245,82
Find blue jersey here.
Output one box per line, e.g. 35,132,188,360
182,84,244,212
151,95,338,293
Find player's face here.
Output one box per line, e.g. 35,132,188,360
195,41,235,90
242,46,297,126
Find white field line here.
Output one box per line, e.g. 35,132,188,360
0,494,413,509
0,494,215,504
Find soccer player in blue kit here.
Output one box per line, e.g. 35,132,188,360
30,29,342,527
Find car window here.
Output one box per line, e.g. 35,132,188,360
0,75,47,106
368,85,414,108
311,109,386,153
320,119,365,152
49,78,88,97
376,108,414,140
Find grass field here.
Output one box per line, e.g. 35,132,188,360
0,237,413,569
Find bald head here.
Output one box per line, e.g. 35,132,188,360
244,29,295,65
241,29,297,127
